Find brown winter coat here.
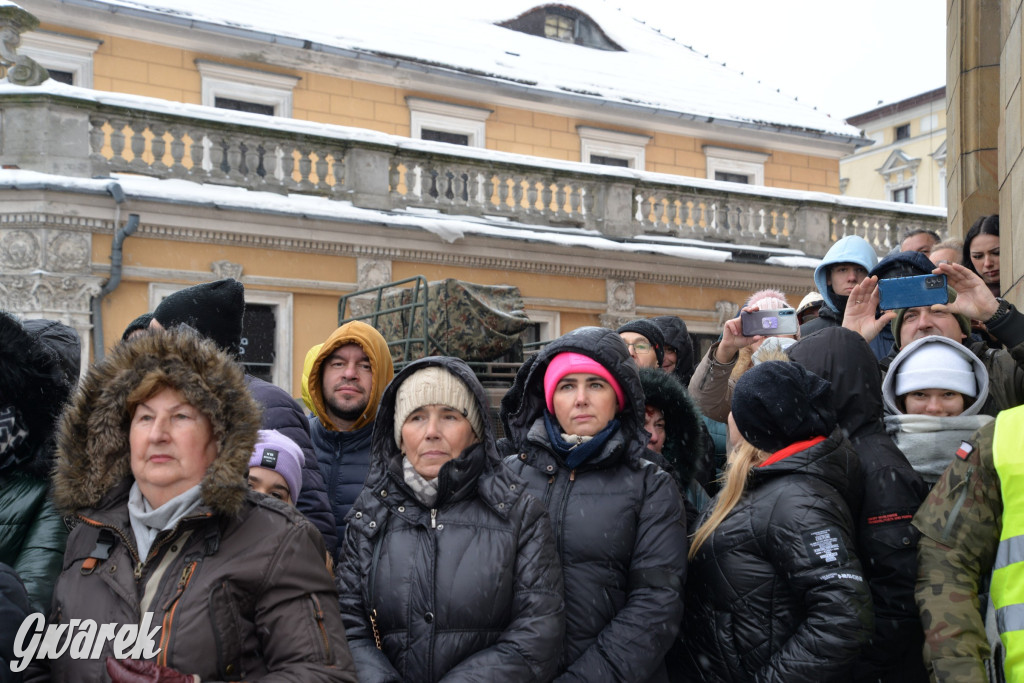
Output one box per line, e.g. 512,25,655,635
35,329,356,682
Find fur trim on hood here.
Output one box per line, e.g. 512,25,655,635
637,368,706,483
0,311,81,478
53,328,261,516
307,321,394,431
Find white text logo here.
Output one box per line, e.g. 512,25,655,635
11,612,162,673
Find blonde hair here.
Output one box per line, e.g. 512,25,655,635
689,438,771,559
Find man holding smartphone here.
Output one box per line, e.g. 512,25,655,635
800,235,878,338
843,262,1024,417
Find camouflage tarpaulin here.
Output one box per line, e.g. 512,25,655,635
343,278,531,364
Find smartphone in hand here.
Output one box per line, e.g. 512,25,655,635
877,274,948,310
740,308,799,336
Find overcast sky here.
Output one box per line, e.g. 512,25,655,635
626,0,946,121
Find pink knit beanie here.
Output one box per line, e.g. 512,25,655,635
543,352,625,413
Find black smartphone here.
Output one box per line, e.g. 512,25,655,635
740,308,799,336
877,274,948,310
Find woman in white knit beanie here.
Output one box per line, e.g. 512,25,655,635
336,356,564,682
881,335,993,486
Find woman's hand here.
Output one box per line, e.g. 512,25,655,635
105,657,199,683
715,307,764,363
841,276,896,343
932,262,1000,321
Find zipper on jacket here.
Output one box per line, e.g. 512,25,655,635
156,560,197,667
78,516,143,574
430,509,437,529
554,470,577,557
308,594,333,663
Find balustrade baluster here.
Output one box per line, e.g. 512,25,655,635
444,169,455,202
167,125,186,177
329,151,346,195
388,160,402,197
472,172,486,207
127,120,147,172
149,123,168,172
296,147,314,191
314,151,330,192
525,180,538,214
108,117,128,165
89,116,108,165
512,177,525,211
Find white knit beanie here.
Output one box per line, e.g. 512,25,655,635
393,366,484,447
894,340,978,397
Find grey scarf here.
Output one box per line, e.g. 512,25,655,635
402,456,439,508
885,413,994,485
128,483,204,563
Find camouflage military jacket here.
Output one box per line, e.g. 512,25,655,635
913,420,1002,682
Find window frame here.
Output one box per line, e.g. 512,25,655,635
704,145,770,186
18,30,102,88
196,61,300,118
407,97,492,148
149,283,293,390
578,126,650,169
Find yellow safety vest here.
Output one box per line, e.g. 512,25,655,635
992,404,1024,681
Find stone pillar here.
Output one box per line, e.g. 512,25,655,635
947,0,1001,238
0,228,103,373
998,0,1024,305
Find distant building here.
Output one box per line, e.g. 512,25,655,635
840,87,947,208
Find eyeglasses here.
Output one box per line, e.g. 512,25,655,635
624,341,652,354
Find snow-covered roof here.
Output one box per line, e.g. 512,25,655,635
41,0,865,142
0,167,817,267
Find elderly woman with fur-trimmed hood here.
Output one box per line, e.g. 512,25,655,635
35,327,356,682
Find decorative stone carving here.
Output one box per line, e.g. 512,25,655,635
715,300,740,329
48,232,90,272
0,230,41,269
211,260,243,280
357,258,392,290
606,279,635,313
0,273,101,315
599,313,638,330
0,5,48,86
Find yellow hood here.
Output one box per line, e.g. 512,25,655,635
307,321,394,431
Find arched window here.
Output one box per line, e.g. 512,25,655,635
499,5,623,51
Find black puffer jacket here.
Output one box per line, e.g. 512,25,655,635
683,429,873,681
787,327,928,681
337,356,565,683
501,327,688,683
245,375,338,558
0,313,77,613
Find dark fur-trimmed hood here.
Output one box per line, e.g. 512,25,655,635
53,328,262,516
0,311,80,478
637,367,706,483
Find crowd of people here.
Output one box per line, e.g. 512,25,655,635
0,215,1018,682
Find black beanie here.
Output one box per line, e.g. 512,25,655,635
153,279,245,355
616,319,665,367
869,250,935,280
121,312,154,341
731,361,835,453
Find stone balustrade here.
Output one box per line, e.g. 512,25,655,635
0,86,947,257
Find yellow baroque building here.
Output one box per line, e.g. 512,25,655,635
0,0,946,395
840,88,947,208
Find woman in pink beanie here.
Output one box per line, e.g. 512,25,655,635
501,326,688,682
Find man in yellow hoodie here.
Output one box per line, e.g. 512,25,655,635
306,321,394,551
